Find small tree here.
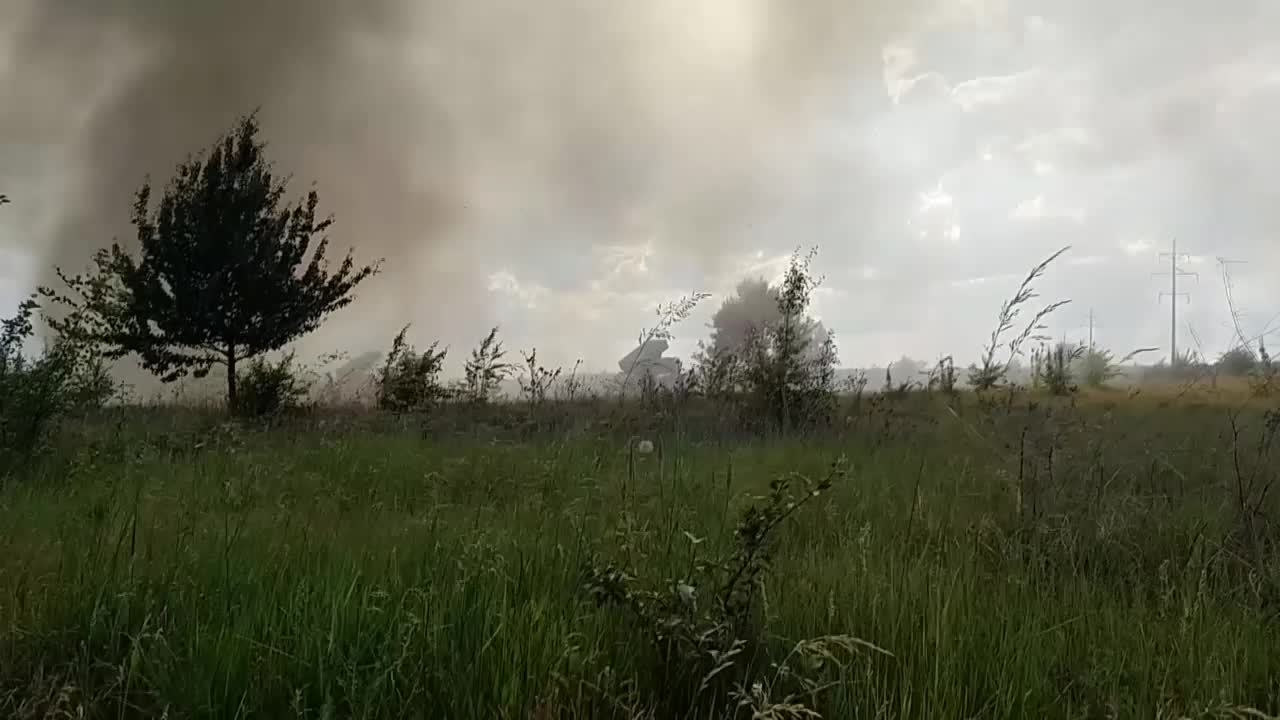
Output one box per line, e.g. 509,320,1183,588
43,112,379,411
740,247,838,429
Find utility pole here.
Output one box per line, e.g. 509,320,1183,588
1154,238,1198,367
1087,308,1095,350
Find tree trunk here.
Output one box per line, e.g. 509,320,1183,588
226,344,238,414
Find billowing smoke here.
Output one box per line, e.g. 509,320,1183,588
709,276,829,360
1,0,927,369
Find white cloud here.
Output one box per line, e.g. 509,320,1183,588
1066,254,1108,266
950,69,1040,111
487,269,549,309
1010,195,1045,219
1122,237,1154,256
1015,127,1097,168
918,186,954,212
722,249,792,287
949,272,1022,289
591,240,655,289
1009,194,1084,223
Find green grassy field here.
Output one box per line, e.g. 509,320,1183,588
2,390,1279,719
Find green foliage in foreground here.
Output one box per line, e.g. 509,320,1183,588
1,394,1279,719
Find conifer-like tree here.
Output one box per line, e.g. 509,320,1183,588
44,112,379,410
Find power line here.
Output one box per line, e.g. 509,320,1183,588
1153,238,1198,367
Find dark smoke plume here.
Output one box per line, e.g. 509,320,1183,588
2,0,926,366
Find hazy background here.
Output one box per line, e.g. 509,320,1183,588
2,0,1278,375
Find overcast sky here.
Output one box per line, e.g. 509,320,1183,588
2,0,1278,374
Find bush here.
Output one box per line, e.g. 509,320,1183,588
691,342,741,403
1,298,115,477
232,352,310,418
1078,348,1111,388
1219,346,1259,377
739,247,839,429
584,457,867,717
375,325,448,412
1032,341,1083,396
683,249,838,429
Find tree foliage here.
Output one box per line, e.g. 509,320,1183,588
375,325,448,412
1218,346,1259,376
41,111,379,410
690,248,838,429
233,352,310,418
2,200,114,477
1032,341,1084,395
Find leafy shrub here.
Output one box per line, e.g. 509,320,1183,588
682,249,839,429
232,351,310,417
584,457,876,717
1079,348,1112,388
1218,346,1259,377
375,325,448,412
1078,346,1156,389
691,342,742,406
739,248,839,430
1,298,115,477
1032,341,1084,396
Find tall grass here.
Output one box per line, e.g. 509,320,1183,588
2,390,1278,718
